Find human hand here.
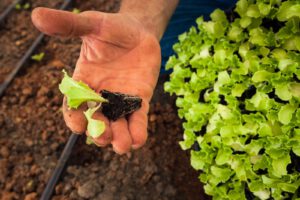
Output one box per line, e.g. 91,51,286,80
31,8,161,154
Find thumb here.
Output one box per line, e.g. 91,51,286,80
32,8,141,48
31,7,97,37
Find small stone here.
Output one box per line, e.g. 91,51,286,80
46,120,54,127
41,131,48,141
55,183,64,195
67,166,79,176
96,192,113,200
50,60,65,69
24,154,33,164
0,115,4,126
5,179,15,190
77,180,98,199
9,96,18,104
50,143,59,151
30,165,40,175
155,182,163,194
15,117,22,124
164,185,176,197
102,150,112,162
120,197,128,200
37,86,49,97
15,40,22,46
62,183,72,194
0,146,10,158
1,192,18,200
107,185,117,193
19,96,27,104
24,192,37,200
22,87,33,96
149,114,157,122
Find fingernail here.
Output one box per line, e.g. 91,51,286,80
93,140,106,147
131,144,141,150
113,147,126,155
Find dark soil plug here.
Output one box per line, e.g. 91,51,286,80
101,90,142,121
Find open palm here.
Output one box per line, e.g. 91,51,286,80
32,8,161,154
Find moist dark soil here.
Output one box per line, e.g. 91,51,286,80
101,90,142,121
0,0,209,200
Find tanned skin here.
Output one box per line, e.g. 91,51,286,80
31,0,179,154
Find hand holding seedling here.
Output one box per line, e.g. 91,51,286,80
30,0,179,154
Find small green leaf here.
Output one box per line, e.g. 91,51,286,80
31,52,45,62
84,105,105,138
59,70,107,109
86,136,94,145
72,8,81,14
278,104,296,125
277,1,300,22
23,3,30,9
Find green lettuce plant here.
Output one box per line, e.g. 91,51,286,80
165,0,300,199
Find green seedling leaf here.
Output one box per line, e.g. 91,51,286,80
86,136,94,145
23,3,30,10
72,8,80,14
59,70,107,109
84,105,105,138
31,52,45,62
15,3,30,10
15,3,21,10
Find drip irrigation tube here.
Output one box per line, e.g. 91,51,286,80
0,0,23,24
40,133,79,200
0,0,81,199
0,0,73,98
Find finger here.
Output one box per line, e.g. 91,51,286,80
111,118,132,154
63,97,87,134
128,101,149,149
31,7,97,37
86,112,112,147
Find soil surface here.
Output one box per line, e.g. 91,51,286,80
0,0,63,84
0,0,209,200
0,0,13,13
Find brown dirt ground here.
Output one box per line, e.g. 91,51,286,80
0,0,209,199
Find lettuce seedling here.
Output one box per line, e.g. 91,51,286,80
31,52,45,62
59,71,108,140
59,70,142,143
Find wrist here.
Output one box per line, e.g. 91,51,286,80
119,0,179,40
118,11,162,40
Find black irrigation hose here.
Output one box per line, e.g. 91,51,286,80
0,0,23,25
0,0,73,98
0,0,78,199
40,133,79,200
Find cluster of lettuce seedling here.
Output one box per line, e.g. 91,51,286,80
165,0,300,199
